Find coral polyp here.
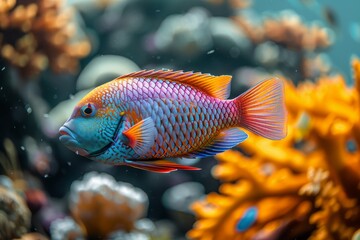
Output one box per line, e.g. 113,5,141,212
188,58,360,240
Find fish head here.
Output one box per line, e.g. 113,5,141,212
59,88,121,157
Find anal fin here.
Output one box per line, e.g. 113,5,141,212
124,160,201,173
185,128,248,158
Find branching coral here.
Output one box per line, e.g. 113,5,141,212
0,0,90,78
188,58,360,240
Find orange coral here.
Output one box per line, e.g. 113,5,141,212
188,58,360,240
0,0,90,78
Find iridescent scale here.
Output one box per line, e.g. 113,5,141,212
108,77,239,159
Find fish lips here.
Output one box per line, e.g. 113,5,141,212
59,126,89,156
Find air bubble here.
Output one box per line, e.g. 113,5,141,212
25,105,32,114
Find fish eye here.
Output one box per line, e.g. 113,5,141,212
80,103,96,117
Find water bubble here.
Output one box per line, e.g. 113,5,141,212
67,162,72,166
25,104,32,114
43,114,49,118
44,174,49,178
207,49,215,55
20,146,25,151
155,9,160,12
76,151,79,155
1,67,5,71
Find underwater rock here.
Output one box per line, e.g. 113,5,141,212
69,171,148,238
76,55,140,91
107,231,150,240
253,41,280,68
49,217,85,240
154,7,213,57
162,182,205,231
209,17,251,54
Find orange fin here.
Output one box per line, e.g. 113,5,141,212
235,77,286,140
117,69,232,99
124,160,201,173
123,117,156,155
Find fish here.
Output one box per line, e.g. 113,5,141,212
59,70,286,173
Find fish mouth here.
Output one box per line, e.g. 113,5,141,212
87,115,124,158
59,126,89,156
59,126,77,144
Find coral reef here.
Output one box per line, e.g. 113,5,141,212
49,217,84,240
0,0,90,78
0,176,30,239
0,0,358,239
69,171,148,238
49,171,173,239
233,9,332,50
233,9,333,82
188,58,360,240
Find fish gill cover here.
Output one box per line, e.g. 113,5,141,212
0,0,360,239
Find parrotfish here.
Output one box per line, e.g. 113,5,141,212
59,70,286,173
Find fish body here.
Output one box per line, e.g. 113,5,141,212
59,70,286,173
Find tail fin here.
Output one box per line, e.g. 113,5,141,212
234,77,286,140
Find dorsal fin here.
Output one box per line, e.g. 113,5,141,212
117,69,232,99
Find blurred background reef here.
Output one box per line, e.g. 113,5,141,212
0,0,360,239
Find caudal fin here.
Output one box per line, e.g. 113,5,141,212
234,77,286,140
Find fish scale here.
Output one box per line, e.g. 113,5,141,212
120,78,236,158
60,69,286,173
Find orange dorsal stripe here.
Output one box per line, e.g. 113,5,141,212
116,69,232,99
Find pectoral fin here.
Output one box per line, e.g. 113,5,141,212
124,159,201,173
123,117,156,156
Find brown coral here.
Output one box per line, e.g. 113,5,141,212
188,58,360,240
0,0,90,78
233,10,332,51
262,10,331,51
